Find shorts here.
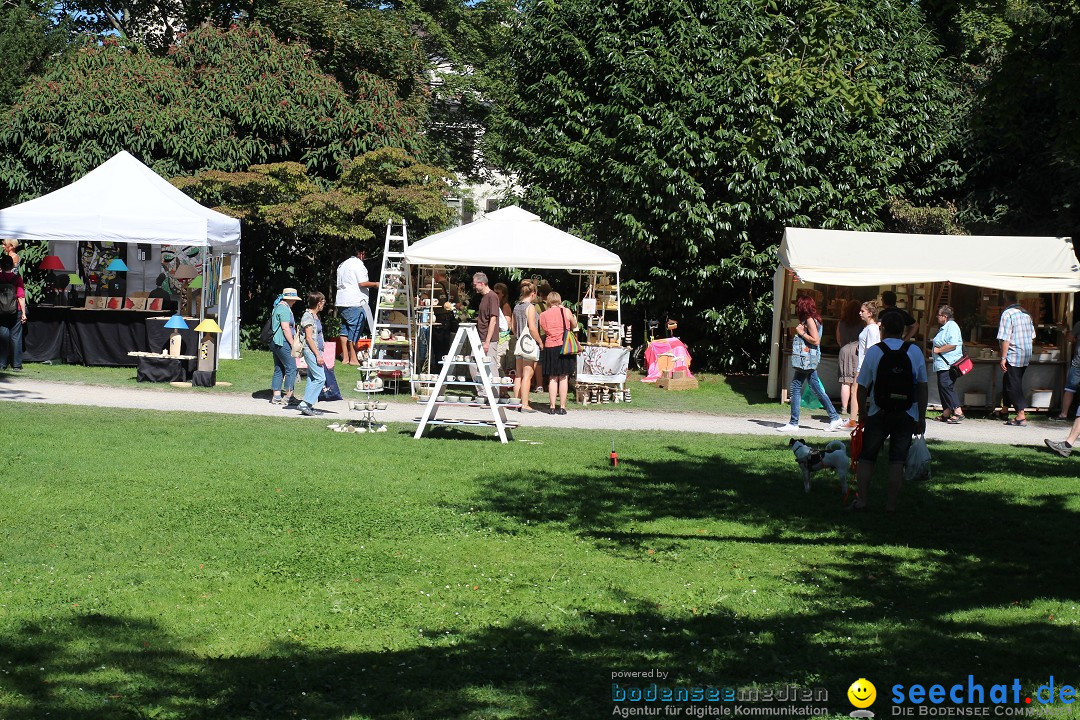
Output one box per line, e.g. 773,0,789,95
859,410,916,464
339,305,366,343
1065,364,1080,394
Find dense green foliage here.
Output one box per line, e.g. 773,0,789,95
172,147,456,338
0,23,424,205
497,0,965,369
0,1,76,106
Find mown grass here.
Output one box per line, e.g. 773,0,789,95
9,354,785,416
1,402,1078,719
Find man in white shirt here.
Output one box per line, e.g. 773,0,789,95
335,247,378,366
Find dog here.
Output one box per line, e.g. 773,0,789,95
788,438,849,496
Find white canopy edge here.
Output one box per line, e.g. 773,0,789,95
405,205,621,272
779,227,1080,293
0,151,240,248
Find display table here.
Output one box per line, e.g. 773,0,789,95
23,307,198,367
129,352,197,383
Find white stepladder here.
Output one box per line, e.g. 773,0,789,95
413,323,519,443
369,219,414,390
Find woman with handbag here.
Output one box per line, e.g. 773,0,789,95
931,304,965,423
776,294,844,433
538,291,578,415
513,281,542,412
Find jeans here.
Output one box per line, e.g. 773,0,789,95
302,346,326,405
789,368,840,425
1002,363,1027,413
0,319,11,369
271,342,297,393
936,369,960,412
10,317,22,368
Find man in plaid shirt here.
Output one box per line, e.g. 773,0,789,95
997,291,1035,426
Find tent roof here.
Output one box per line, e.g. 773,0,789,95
779,227,1080,293
405,206,621,272
0,151,240,248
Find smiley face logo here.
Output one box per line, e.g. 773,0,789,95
847,678,877,709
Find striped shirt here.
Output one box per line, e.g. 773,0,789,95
997,304,1034,367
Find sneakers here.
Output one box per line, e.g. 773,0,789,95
775,423,800,433
843,419,859,429
269,396,284,405
298,402,324,417
1044,439,1073,458
827,418,845,432
283,396,301,407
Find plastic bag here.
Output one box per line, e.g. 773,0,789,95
800,376,825,409
905,434,931,482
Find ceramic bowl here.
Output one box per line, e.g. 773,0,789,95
436,395,446,402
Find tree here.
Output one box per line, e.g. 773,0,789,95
172,146,456,341
0,23,425,205
496,0,965,369
0,0,77,106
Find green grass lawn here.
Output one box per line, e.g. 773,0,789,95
10,354,787,416
2,403,1079,718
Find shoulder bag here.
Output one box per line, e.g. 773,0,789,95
948,354,973,381
560,308,581,356
790,323,821,370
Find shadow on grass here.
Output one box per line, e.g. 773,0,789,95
3,596,1079,719
722,373,773,405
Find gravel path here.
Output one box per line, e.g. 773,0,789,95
0,376,1071,449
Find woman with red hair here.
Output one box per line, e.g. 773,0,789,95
776,294,844,433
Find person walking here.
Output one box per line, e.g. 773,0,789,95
1051,319,1080,422
472,272,501,372
269,288,301,407
334,246,378,366
1044,415,1080,458
538,291,576,415
298,291,327,416
0,254,26,371
931,305,965,423
776,294,845,433
997,292,1034,426
849,310,928,512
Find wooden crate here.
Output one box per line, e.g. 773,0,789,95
656,370,699,391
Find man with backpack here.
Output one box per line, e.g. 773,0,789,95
850,310,928,512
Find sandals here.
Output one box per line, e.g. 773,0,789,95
1004,418,1028,427
944,416,962,424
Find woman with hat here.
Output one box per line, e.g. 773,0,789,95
269,288,301,406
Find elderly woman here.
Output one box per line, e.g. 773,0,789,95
931,304,965,423
269,287,301,406
538,290,577,415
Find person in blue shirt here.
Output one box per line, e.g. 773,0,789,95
931,305,964,423
850,310,928,513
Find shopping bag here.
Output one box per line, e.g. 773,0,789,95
800,376,824,409
320,366,343,401
905,434,931,482
580,285,597,315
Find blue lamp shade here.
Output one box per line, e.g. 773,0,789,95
106,258,129,272
163,314,190,330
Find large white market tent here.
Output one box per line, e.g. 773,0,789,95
0,151,242,359
404,205,622,272
767,227,1080,397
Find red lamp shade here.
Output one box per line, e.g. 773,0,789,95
39,255,65,270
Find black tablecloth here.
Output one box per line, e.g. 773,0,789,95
137,356,190,383
23,307,199,367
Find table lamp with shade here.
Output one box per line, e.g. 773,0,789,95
104,257,128,294
67,274,84,305
164,314,189,357
39,255,65,271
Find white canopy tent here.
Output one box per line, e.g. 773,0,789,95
768,227,1080,398
405,205,622,272
0,151,242,359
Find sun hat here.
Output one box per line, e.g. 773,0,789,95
282,287,301,300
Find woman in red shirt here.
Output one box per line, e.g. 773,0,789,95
538,291,577,415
